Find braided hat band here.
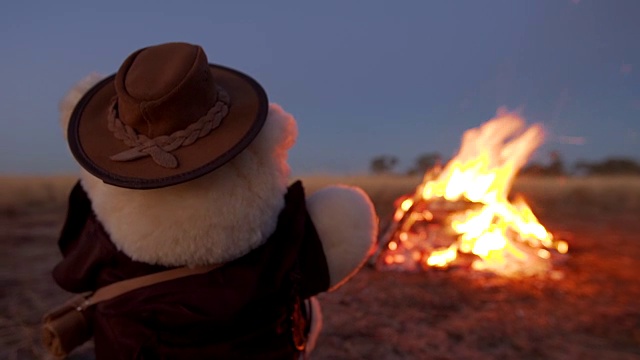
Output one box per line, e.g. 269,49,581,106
107,87,230,168
66,42,268,189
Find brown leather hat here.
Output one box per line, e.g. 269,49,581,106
67,42,268,189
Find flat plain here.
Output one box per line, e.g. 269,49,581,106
1,175,639,359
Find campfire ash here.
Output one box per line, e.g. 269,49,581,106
376,109,569,276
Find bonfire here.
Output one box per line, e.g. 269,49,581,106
376,109,569,276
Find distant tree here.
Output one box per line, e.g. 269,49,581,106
547,150,565,176
407,152,441,176
520,162,547,176
520,150,566,176
370,155,398,174
574,157,640,176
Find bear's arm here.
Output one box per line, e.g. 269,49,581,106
306,185,378,291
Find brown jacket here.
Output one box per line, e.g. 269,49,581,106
53,181,330,360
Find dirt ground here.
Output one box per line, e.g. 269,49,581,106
1,195,640,359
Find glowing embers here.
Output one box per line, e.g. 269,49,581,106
377,110,568,276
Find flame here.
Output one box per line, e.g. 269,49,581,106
379,110,568,275
426,244,458,267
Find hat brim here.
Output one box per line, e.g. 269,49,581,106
68,64,268,190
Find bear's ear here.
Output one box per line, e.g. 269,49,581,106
59,73,104,139
253,103,298,155
306,185,378,291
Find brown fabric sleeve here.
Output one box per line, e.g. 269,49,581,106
57,181,91,255
53,182,124,293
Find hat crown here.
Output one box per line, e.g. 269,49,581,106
68,41,268,189
115,42,218,137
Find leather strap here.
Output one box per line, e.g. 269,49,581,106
79,264,222,310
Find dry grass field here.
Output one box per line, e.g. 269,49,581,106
1,174,640,359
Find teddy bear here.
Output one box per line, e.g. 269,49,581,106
51,42,377,359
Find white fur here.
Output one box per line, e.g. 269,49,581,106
306,185,378,291
60,76,298,266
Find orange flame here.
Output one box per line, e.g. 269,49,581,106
381,110,568,275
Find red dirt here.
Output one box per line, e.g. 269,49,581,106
1,203,639,359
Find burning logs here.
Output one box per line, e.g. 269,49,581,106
373,111,569,276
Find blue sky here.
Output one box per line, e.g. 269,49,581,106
1,0,638,175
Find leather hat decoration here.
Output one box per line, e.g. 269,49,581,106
67,42,268,189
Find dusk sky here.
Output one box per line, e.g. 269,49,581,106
1,1,638,176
